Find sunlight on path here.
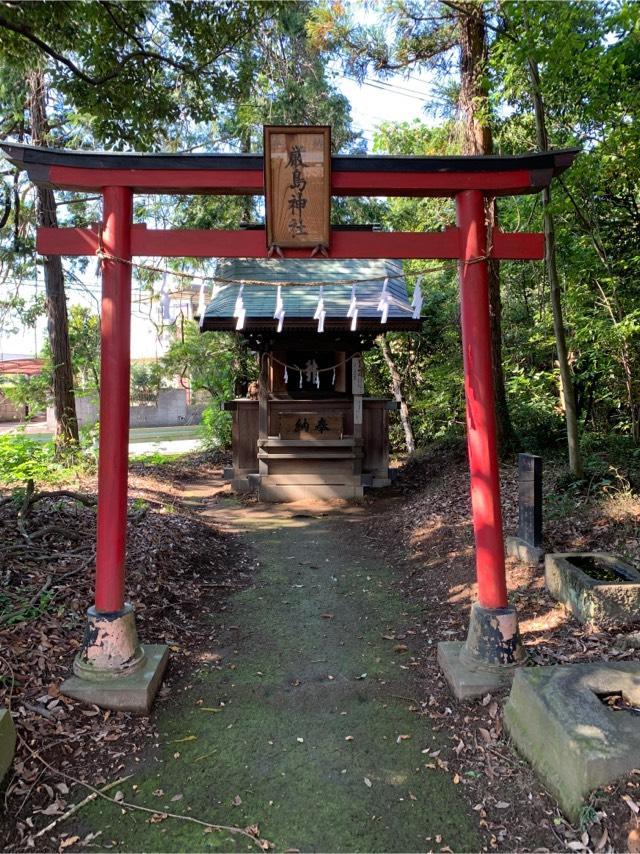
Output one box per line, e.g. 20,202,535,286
73,488,478,852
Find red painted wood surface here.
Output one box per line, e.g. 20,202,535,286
36,224,543,261
456,189,509,610
46,164,547,197
94,187,132,614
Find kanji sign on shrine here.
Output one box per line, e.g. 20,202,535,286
264,125,331,250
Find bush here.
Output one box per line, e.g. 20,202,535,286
0,433,83,485
200,402,232,450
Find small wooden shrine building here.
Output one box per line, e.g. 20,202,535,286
200,257,420,500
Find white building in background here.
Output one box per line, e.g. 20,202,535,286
1,271,204,362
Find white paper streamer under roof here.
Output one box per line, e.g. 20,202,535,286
411,275,423,320
313,285,326,333
346,283,358,332
273,285,285,332
377,277,390,324
233,284,246,330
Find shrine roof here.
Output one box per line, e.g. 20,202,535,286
200,259,420,332
0,142,580,197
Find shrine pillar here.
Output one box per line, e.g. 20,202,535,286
438,189,524,698
62,187,168,710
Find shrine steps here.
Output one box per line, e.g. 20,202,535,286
257,476,365,502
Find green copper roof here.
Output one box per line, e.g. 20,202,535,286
201,259,417,330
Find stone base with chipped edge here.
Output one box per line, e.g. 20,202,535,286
506,535,544,565
0,707,16,782
62,645,169,713
504,661,640,821
437,641,517,700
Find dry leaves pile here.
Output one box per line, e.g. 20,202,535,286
0,459,254,851
366,444,640,853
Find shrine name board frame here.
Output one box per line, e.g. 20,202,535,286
264,125,331,250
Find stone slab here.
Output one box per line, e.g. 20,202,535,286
504,661,640,821
0,707,16,782
437,641,516,700
506,535,544,565
545,552,640,628
61,644,169,714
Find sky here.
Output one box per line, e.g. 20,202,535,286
1,73,432,361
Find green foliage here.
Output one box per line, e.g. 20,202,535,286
200,403,232,451
0,588,55,627
130,362,165,403
0,432,83,485
0,369,50,416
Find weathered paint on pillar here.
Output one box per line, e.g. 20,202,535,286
95,186,133,614
456,189,509,610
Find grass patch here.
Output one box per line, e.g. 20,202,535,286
128,451,185,466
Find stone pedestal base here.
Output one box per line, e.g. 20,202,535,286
0,707,16,782
74,603,146,680
62,644,169,713
439,603,525,700
438,641,517,700
506,535,544,565
504,662,640,821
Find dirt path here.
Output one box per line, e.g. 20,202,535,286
73,484,478,852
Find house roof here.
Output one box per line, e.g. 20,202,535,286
199,258,420,333
0,358,45,376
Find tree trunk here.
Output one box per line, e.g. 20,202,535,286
527,57,583,477
458,2,517,453
27,69,79,449
381,337,415,454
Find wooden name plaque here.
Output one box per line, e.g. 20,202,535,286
279,413,343,440
264,126,331,249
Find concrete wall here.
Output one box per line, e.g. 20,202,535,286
0,393,26,422
47,389,204,429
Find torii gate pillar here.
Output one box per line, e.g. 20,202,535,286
437,190,525,699
61,187,169,712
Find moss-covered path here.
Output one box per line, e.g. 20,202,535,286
79,491,479,852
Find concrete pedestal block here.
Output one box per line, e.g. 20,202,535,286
504,661,640,821
439,603,525,700
438,641,517,700
0,707,16,782
74,603,145,680
506,535,544,565
62,644,169,713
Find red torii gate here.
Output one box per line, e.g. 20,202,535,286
2,142,578,707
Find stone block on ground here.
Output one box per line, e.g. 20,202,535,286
437,641,516,700
506,535,544,565
61,644,169,714
0,707,16,782
504,661,640,821
545,552,640,627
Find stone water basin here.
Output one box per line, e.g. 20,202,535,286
545,552,640,628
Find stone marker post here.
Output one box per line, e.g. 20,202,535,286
506,453,544,564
